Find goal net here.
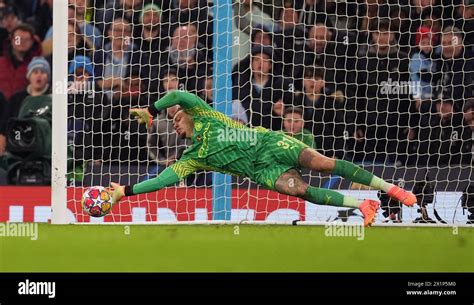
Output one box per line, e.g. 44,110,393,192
55,0,474,225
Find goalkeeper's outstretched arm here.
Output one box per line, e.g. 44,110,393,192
110,159,200,204
115,90,207,203
130,90,212,127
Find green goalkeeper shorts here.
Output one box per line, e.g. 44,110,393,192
251,131,309,190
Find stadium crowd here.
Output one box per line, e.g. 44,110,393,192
0,0,472,185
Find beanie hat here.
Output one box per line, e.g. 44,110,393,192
140,4,161,24
416,26,435,46
27,57,51,80
68,55,94,77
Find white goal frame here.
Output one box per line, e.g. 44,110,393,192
51,0,69,224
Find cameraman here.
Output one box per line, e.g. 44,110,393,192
0,56,51,156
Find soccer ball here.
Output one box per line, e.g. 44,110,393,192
82,186,112,217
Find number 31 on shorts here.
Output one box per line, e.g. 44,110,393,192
277,137,296,149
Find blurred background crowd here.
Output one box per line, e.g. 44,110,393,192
0,0,472,185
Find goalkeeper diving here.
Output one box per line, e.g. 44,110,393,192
110,90,417,226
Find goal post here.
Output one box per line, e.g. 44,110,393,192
212,0,233,221
51,0,70,224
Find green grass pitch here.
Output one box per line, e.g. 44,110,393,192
1,224,473,272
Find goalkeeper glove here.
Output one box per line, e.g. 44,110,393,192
130,108,153,128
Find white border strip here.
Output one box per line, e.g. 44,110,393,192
73,220,474,228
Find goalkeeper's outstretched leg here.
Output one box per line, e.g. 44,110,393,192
296,148,417,207
274,169,379,227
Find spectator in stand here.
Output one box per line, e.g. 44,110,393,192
196,73,250,125
410,0,438,23
274,4,305,39
463,99,474,160
385,5,412,55
232,46,293,130
232,0,274,66
350,19,410,164
283,107,315,148
436,26,474,112
398,26,441,164
294,66,347,158
67,55,95,94
68,55,111,173
158,67,182,98
359,0,381,34
296,22,353,93
67,22,94,63
455,0,474,54
160,23,210,93
200,63,248,125
294,0,332,31
94,0,143,34
273,4,306,79
293,66,326,123
356,2,414,56
94,17,150,101
109,66,149,163
0,56,50,156
326,0,358,31
423,7,443,33
252,24,273,47
0,23,42,100
29,0,53,40
417,7,443,46
414,99,472,165
68,0,102,49
0,2,22,54
410,26,440,109
356,0,379,56
233,24,283,80
134,3,169,66
169,0,213,50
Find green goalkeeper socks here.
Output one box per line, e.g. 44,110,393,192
332,160,393,192
302,160,397,208
303,186,361,208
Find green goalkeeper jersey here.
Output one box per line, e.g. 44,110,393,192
131,91,308,195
